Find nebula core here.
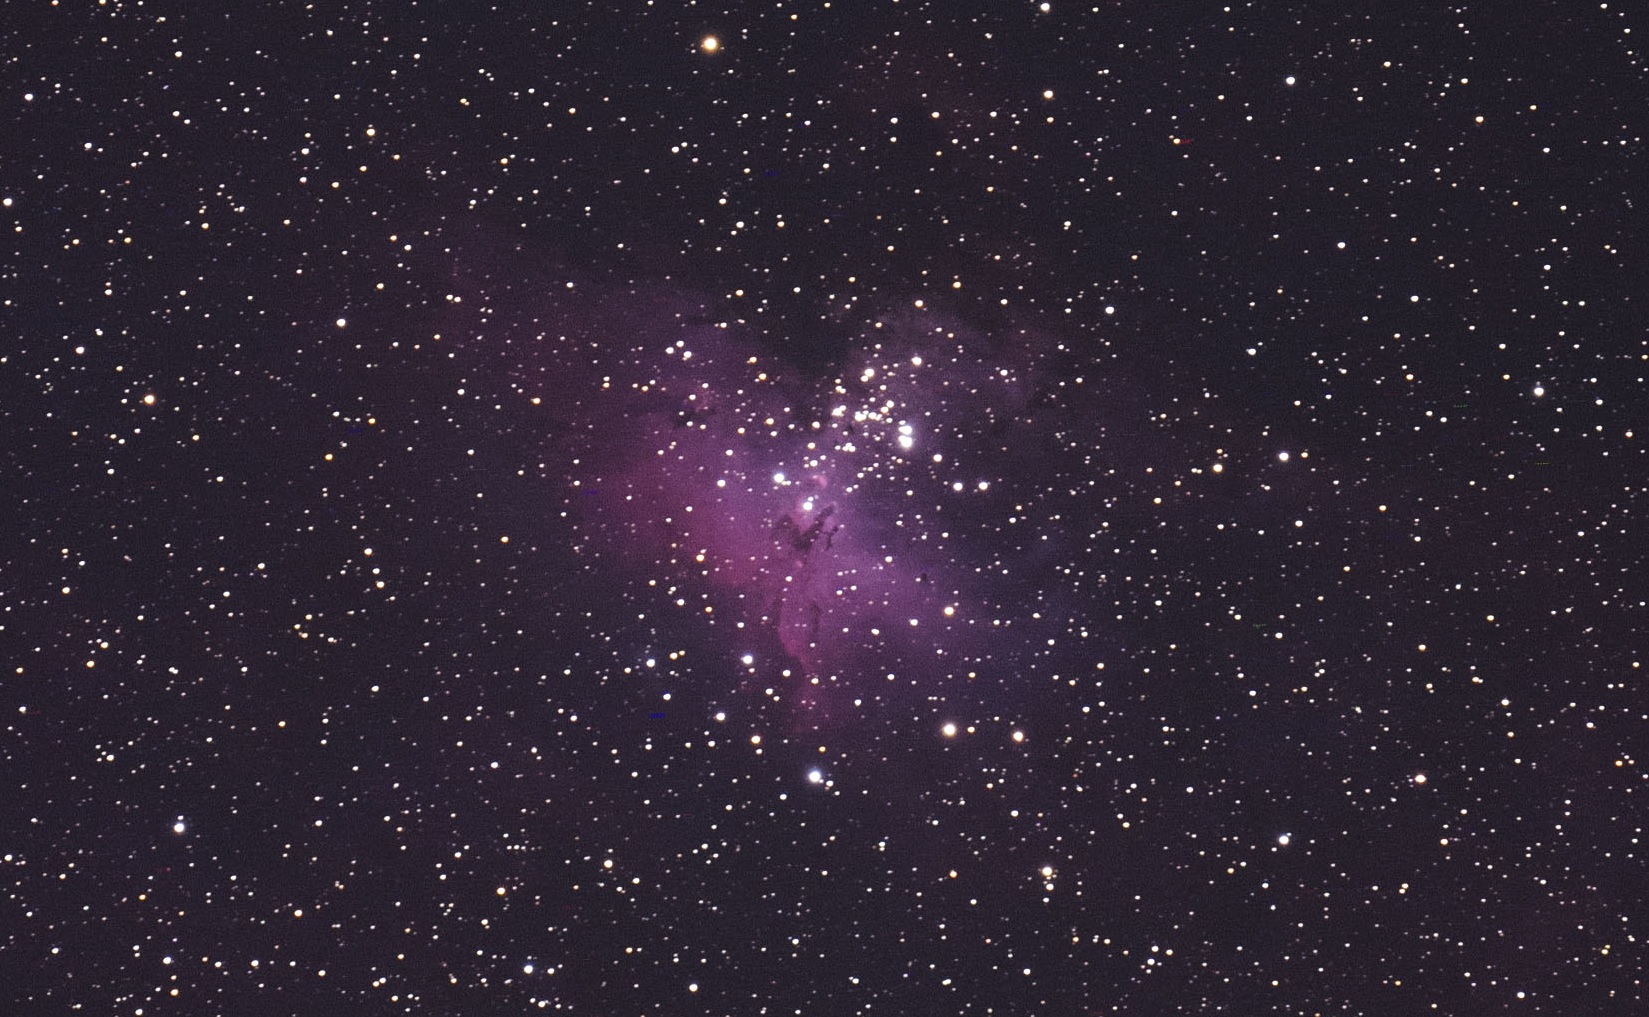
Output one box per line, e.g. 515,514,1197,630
489,263,1108,724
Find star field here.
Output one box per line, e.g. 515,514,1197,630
3,2,1646,1014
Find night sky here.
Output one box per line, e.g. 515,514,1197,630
5,2,1646,1014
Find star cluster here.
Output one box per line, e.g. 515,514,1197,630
544,285,1089,715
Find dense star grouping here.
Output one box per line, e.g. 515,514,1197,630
556,289,1074,696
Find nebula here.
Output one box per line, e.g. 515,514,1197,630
483,258,1096,721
